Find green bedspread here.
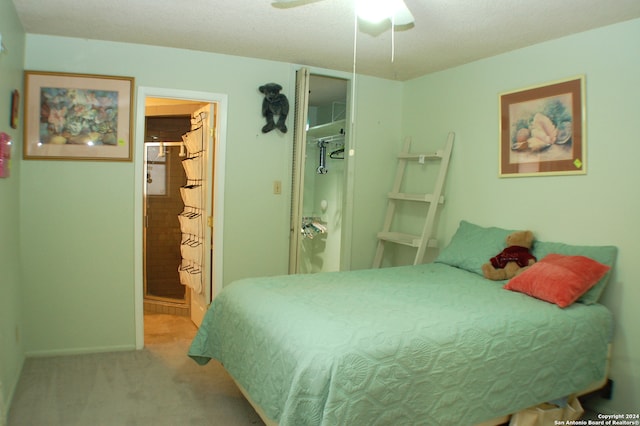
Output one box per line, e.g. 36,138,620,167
189,263,612,425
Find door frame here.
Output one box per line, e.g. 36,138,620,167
288,68,310,274
134,87,228,349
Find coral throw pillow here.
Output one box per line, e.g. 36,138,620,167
504,254,611,308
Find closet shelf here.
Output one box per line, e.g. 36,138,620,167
307,119,346,139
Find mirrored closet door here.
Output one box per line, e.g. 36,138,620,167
290,70,351,274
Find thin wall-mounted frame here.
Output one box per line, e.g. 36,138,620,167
24,71,134,161
10,89,19,129
499,76,585,177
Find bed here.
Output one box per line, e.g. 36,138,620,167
189,221,617,425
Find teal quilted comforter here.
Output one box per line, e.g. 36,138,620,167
189,263,612,425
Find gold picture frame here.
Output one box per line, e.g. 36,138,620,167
24,71,134,161
499,76,585,177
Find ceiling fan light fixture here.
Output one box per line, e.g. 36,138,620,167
355,0,401,24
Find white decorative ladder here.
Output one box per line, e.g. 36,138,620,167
373,132,454,268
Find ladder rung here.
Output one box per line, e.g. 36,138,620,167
388,192,444,203
377,232,439,248
398,151,443,160
377,232,421,247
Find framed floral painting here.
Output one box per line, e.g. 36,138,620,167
499,76,585,177
24,71,134,161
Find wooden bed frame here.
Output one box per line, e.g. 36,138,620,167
230,344,612,426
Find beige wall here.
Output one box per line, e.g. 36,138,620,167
401,18,640,415
19,35,403,357
0,0,25,420
6,12,638,419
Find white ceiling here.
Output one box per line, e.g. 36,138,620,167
11,0,640,81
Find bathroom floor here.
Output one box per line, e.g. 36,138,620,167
144,312,198,345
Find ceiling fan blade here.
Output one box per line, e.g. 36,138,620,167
393,1,414,26
271,0,325,8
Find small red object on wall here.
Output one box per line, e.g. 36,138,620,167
0,132,11,178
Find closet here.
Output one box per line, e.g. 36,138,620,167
290,72,350,274
300,118,346,273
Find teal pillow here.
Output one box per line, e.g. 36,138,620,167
532,241,617,304
435,221,514,276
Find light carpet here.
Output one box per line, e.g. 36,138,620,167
7,314,605,425
8,314,263,426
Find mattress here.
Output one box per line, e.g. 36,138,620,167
188,262,612,425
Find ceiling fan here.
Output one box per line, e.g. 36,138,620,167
271,0,415,29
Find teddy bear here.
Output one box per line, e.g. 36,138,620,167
259,83,289,134
481,230,537,280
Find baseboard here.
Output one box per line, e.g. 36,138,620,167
1,379,6,426
1,356,25,426
25,344,137,358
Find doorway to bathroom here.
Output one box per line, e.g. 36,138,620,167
144,112,191,315
143,99,208,342
135,88,228,348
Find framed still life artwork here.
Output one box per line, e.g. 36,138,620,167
23,71,134,161
499,76,586,177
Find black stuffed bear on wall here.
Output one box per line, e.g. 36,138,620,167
259,83,289,133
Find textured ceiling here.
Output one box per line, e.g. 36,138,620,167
11,0,640,81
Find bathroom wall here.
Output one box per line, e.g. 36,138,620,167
145,145,187,301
